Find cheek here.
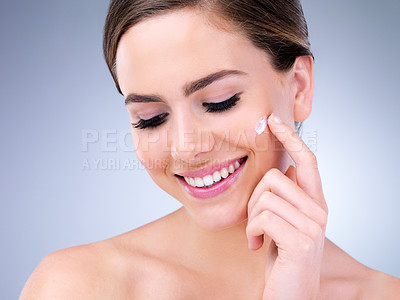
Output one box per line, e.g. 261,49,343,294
210,99,287,174
131,129,170,173
211,98,272,152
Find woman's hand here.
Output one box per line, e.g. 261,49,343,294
246,113,328,300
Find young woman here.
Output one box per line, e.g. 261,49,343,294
20,0,400,299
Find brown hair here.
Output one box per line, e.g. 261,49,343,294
103,0,313,134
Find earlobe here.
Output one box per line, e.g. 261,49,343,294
293,56,314,122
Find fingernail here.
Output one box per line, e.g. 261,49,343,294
270,113,282,124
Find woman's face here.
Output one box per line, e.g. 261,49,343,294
116,9,298,230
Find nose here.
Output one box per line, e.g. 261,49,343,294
170,116,214,162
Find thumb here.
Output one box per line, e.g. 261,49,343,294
285,164,297,184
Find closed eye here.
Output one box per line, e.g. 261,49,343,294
202,93,242,113
131,93,241,130
131,112,169,130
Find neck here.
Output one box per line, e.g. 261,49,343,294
176,207,272,275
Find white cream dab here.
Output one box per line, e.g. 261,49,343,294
255,115,268,135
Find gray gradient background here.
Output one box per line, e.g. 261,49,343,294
1,0,399,299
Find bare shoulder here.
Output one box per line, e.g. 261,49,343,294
19,240,130,300
320,238,400,300
20,210,185,300
363,269,400,299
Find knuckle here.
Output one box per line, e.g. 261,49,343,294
264,168,281,180
315,206,328,227
246,219,257,235
309,222,323,240
245,225,253,236
269,168,282,176
322,202,329,215
296,235,314,254
308,151,318,167
260,191,274,203
259,210,273,224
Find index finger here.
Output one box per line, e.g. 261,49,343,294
267,113,324,202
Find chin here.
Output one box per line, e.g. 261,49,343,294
188,201,249,231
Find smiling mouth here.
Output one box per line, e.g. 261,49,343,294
175,156,248,188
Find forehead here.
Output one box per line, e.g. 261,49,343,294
115,9,271,96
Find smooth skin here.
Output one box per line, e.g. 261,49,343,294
20,8,400,300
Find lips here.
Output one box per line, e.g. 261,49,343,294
175,156,248,199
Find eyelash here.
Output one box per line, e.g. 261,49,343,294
131,93,241,130
202,93,241,113
131,113,169,130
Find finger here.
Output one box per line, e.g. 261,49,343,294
247,232,264,251
248,191,323,239
285,164,297,184
248,168,327,227
267,113,324,205
246,209,314,256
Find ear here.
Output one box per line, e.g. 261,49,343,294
292,56,314,122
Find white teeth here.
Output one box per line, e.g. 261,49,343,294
195,177,205,187
213,171,221,182
182,158,245,188
203,175,214,186
220,168,229,179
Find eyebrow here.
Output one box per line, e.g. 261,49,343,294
124,69,247,105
